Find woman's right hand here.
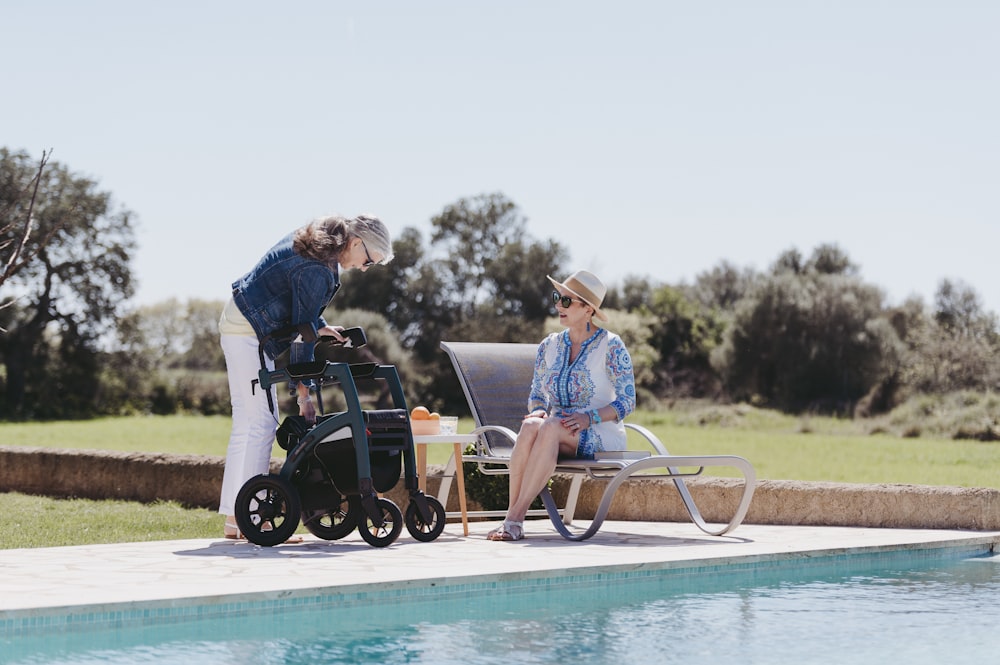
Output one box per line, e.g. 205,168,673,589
318,325,346,343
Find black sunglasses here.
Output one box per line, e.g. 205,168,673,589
551,291,585,309
361,239,376,268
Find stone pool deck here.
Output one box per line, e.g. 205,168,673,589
2,519,998,634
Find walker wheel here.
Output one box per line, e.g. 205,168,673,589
302,495,357,540
234,474,302,547
405,496,446,542
358,497,403,548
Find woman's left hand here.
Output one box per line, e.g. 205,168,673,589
560,412,589,435
297,390,317,424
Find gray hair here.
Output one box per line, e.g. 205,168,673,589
294,213,394,266
347,214,394,265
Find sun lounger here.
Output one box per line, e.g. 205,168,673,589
440,341,757,541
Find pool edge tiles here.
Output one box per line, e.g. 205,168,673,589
2,530,997,639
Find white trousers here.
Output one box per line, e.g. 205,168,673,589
218,334,278,516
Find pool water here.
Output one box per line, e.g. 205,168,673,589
6,550,999,664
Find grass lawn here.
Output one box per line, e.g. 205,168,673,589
2,407,998,549
629,409,1000,489
1,494,220,550
4,409,998,488
0,414,471,465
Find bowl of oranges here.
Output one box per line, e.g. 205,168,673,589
409,406,441,436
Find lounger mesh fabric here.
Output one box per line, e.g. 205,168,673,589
442,342,537,455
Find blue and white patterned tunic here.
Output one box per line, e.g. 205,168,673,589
527,328,636,459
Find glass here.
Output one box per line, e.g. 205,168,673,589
439,416,459,435
361,240,376,268
552,291,584,308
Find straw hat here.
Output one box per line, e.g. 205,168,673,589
547,270,608,321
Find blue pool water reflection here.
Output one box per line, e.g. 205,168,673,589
6,549,999,664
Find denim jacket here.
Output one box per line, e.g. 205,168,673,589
230,232,341,364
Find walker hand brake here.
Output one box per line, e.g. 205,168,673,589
320,327,367,349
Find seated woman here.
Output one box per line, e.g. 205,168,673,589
487,269,636,541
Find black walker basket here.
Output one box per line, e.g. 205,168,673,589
233,326,446,547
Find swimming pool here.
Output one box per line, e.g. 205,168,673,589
5,545,998,664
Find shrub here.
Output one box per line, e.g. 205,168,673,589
871,390,1000,440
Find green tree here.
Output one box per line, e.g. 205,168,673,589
123,299,189,368
0,149,136,418
617,275,657,312
642,284,726,397
409,193,569,412
713,245,899,413
806,243,857,276
422,193,568,346
171,299,226,371
100,298,228,416
690,260,759,311
890,281,1000,397
98,312,159,415
431,193,526,319
338,193,601,413
486,238,568,323
933,278,998,343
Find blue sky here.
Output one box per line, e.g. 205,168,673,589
4,2,998,316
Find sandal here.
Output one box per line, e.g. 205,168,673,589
487,520,524,541
223,518,244,540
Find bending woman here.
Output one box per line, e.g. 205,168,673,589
217,214,393,539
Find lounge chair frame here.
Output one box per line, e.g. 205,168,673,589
441,341,756,541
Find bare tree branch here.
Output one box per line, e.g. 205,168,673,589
0,149,56,331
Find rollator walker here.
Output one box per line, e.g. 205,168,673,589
233,325,446,547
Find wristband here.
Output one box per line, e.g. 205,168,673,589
591,409,602,425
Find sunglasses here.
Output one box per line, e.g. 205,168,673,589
551,291,586,309
360,239,376,268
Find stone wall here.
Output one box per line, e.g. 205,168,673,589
0,446,227,508
2,446,999,530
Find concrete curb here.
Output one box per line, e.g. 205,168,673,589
2,446,998,530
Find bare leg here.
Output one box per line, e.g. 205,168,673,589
506,419,563,522
505,417,543,512
489,418,579,538
487,418,542,540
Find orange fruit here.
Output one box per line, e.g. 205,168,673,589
428,412,440,420
410,406,431,420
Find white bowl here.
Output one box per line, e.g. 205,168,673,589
410,419,440,436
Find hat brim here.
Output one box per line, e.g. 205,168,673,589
547,275,608,321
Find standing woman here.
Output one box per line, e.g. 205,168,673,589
488,269,636,541
217,214,393,539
